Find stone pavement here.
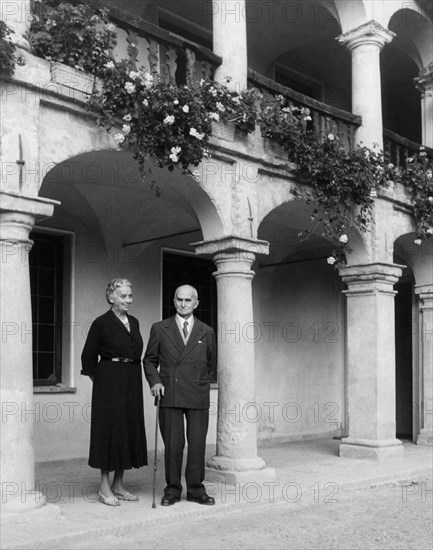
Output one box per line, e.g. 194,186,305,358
1,438,432,550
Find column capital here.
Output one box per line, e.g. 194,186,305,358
192,236,270,257
414,62,433,95
193,236,269,279
415,284,433,308
337,20,395,51
0,191,58,242
339,262,404,286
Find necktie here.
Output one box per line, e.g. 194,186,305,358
183,320,188,339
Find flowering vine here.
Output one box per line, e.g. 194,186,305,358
0,21,25,75
392,148,433,243
87,60,259,192
258,94,432,265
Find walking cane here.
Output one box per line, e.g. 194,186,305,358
152,394,161,509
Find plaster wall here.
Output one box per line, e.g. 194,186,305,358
253,261,345,443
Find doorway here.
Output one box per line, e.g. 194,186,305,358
395,280,414,440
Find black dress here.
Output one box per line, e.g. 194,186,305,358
81,310,147,471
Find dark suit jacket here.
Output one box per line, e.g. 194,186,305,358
81,310,143,377
143,316,216,409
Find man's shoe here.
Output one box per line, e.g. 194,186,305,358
187,493,215,505
161,494,180,506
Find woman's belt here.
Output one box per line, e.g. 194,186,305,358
103,357,140,363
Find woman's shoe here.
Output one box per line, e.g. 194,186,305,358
98,490,120,506
111,488,139,502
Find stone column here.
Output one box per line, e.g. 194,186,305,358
338,21,395,150
415,284,433,445
194,237,276,484
212,0,248,90
0,191,56,513
339,263,404,461
0,0,32,48
415,63,433,148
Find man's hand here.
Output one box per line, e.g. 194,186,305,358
151,383,165,398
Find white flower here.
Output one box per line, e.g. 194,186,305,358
419,151,427,158
123,114,132,122
427,170,432,179
199,79,205,87
141,72,154,89
104,60,115,69
209,112,220,121
163,115,175,125
282,107,291,113
169,145,182,163
113,133,125,144
189,128,205,140
105,23,116,33
414,239,422,246
209,87,217,97
173,99,179,105
339,234,348,244
216,102,225,112
232,96,241,104
303,115,312,121
124,82,136,94
122,124,131,135
182,105,189,113
427,228,433,235
407,157,414,163
142,99,149,107
129,43,137,48
327,133,335,141
327,256,337,265
387,163,394,169
128,71,140,81
420,146,425,151
428,196,433,203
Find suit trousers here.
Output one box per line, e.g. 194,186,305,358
159,407,209,498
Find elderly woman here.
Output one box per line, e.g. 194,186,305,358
81,278,147,506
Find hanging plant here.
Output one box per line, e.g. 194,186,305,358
87,61,259,192
258,95,432,265
393,148,433,243
0,20,25,75
26,0,117,77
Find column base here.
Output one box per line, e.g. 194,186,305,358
205,455,277,485
417,429,433,446
0,490,50,514
339,438,404,461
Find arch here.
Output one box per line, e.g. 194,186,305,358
37,150,225,248
257,197,370,266
394,233,433,288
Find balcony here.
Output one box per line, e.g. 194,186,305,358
28,1,431,166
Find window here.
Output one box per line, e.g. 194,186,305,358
29,228,75,392
162,251,217,382
30,232,64,386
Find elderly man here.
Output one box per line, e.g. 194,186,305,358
143,285,216,506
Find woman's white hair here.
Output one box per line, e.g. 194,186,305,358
106,278,132,304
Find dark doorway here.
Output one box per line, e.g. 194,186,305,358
162,251,218,382
395,281,414,439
